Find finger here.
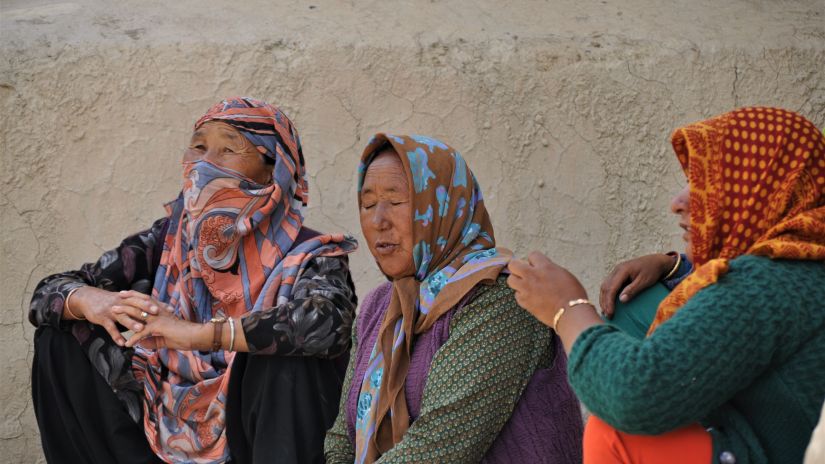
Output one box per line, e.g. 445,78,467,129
101,319,126,346
619,280,641,304
112,303,152,322
112,309,144,332
527,251,551,267
136,336,164,350
119,290,152,301
507,259,530,277
125,326,155,348
599,272,627,318
138,336,166,350
118,296,160,315
506,273,525,291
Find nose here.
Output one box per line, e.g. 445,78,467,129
371,202,392,230
670,185,690,215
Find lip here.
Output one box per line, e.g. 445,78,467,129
374,241,399,255
679,223,691,241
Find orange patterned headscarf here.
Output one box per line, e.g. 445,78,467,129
649,107,825,333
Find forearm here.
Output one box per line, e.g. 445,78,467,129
568,279,777,435
241,256,356,356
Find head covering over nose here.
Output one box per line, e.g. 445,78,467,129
133,97,357,463
353,133,512,462
650,107,825,334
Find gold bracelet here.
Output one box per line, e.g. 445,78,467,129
552,298,595,331
662,252,682,280
64,286,86,320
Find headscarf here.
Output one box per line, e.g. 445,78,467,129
649,107,825,333
131,97,357,463
353,134,512,462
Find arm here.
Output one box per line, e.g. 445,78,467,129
239,255,356,356
377,279,551,463
568,258,784,434
324,320,359,463
29,217,167,333
125,255,357,354
599,253,691,317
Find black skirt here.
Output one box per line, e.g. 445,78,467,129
32,326,346,464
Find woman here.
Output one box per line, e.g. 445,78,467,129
508,107,825,463
30,97,358,464
324,134,583,463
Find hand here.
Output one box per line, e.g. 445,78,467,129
117,291,212,351
67,287,162,346
507,251,588,328
599,253,676,318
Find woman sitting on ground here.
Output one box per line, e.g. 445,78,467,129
508,107,825,463
324,134,583,463
30,97,357,464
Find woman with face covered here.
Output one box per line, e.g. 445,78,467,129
324,134,583,463
509,107,825,463
29,97,358,463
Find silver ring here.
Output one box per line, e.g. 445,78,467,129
140,311,149,320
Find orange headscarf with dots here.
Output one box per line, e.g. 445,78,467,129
649,107,825,334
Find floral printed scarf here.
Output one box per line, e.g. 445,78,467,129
650,107,825,334
132,97,356,463
353,134,511,463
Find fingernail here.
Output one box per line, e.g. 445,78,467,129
150,305,158,313
620,294,629,302
134,324,142,331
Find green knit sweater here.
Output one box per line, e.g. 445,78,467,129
569,255,825,463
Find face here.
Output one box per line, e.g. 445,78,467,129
359,150,415,279
184,121,273,185
670,184,692,262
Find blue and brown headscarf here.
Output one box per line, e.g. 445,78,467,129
133,97,356,463
354,134,512,462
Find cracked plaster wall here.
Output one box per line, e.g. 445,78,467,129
1,1,824,461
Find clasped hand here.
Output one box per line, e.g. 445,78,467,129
74,287,203,350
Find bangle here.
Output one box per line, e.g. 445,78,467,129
228,317,236,352
662,252,682,280
210,317,226,352
552,298,595,331
64,286,86,320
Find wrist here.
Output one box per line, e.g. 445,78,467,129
661,252,682,280
194,323,215,351
64,286,87,320
552,298,596,331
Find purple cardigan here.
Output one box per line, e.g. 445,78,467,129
344,282,583,463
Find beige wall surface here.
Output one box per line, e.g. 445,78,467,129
1,0,824,461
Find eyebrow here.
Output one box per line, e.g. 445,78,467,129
360,185,406,195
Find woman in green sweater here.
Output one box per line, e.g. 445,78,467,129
508,107,825,463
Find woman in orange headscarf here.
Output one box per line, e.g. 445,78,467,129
508,107,825,463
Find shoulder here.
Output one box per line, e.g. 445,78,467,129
464,275,517,312
455,275,548,335
710,254,824,297
685,255,825,323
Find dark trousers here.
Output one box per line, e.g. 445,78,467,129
32,326,345,464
